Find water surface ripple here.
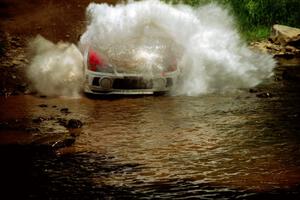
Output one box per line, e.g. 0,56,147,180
1,67,300,199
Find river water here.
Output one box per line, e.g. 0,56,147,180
1,61,300,199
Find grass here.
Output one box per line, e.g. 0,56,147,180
240,26,271,42
163,0,300,42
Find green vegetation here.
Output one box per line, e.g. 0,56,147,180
164,0,300,41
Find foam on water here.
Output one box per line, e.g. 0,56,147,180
27,0,275,97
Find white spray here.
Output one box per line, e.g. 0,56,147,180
27,35,84,97
27,0,275,97
79,0,275,95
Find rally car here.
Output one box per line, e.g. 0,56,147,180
83,42,180,95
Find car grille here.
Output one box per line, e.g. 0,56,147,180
113,78,153,89
92,77,100,86
166,78,173,87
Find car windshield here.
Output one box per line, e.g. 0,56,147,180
92,37,180,76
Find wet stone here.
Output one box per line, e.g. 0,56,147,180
67,119,83,129
57,118,68,127
31,134,76,151
32,117,46,123
51,137,76,149
38,104,48,108
60,108,71,114
1,62,12,67
249,88,258,93
12,60,22,66
256,92,273,98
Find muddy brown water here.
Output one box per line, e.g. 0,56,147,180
1,61,300,199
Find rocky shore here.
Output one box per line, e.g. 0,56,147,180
0,99,84,154
0,32,30,96
250,24,300,60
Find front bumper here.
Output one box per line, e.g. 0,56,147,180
84,71,176,95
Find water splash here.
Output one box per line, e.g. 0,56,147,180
27,0,275,97
79,0,275,96
27,35,84,97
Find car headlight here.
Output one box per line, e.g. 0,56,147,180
99,77,113,89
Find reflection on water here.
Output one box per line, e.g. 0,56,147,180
1,65,300,199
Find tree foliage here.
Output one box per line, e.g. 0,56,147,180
164,0,300,40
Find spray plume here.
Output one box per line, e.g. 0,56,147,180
27,35,84,97
79,0,275,95
27,0,275,97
